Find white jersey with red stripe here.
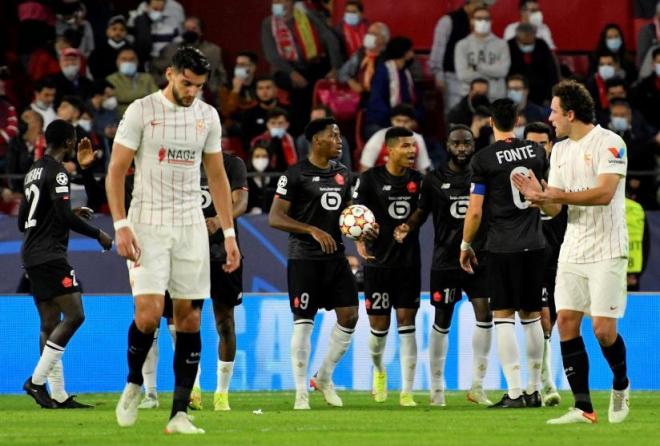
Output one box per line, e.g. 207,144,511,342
114,90,222,226
547,125,628,264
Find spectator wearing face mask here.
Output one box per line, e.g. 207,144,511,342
447,77,490,126
106,47,158,118
88,15,131,81
454,6,510,103
219,51,259,133
55,0,95,58
336,0,369,59
632,47,660,129
250,107,298,172
86,80,119,157
241,77,288,148
503,0,555,50
29,79,58,130
590,24,637,86
6,110,45,192
152,16,226,95
507,23,558,105
129,0,184,67
296,105,352,170
246,141,277,214
338,22,389,99
586,52,627,116
52,48,93,105
506,74,548,125
365,36,420,138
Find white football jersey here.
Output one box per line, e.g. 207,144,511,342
115,91,222,226
547,125,628,263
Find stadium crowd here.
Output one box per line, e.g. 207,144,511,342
0,0,659,216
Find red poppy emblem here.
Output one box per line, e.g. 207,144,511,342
293,296,300,308
365,299,372,310
432,291,442,302
335,174,345,185
62,277,73,288
407,181,418,194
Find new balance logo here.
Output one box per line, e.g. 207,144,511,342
312,176,320,182
382,185,392,191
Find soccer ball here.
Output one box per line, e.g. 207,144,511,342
339,205,376,240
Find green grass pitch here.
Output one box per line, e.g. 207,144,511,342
1,391,659,445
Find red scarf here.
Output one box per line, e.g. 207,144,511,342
595,74,608,109
359,51,377,91
272,10,321,62
342,21,367,58
251,131,298,167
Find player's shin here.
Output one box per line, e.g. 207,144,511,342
494,318,522,399
317,324,355,383
171,331,202,418
291,320,313,393
521,316,544,394
141,328,159,397
542,335,556,390
560,336,593,413
472,322,492,388
399,326,417,394
127,321,154,386
368,329,388,373
32,341,64,385
48,360,68,403
429,324,449,393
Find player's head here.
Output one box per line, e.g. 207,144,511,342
524,121,553,157
385,126,416,169
389,104,417,130
305,117,342,160
45,119,76,157
446,124,475,168
489,98,518,133
167,46,210,107
550,80,594,138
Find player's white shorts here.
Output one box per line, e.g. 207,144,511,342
554,258,627,318
127,222,210,300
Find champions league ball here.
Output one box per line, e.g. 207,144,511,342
339,205,376,240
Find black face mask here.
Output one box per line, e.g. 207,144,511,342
182,31,200,44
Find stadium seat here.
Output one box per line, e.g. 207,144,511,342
313,79,360,121
222,136,246,160
557,53,591,79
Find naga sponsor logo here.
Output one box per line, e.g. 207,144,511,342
158,146,197,165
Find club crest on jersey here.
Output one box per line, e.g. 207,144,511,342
335,173,345,185
55,172,68,185
196,119,206,133
406,181,418,194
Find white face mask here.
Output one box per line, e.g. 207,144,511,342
344,12,360,26
514,126,525,139
272,3,285,18
606,37,622,52
474,19,491,35
507,89,524,104
529,11,543,27
363,33,377,50
77,119,92,132
34,99,50,110
598,64,615,80
269,127,286,138
119,61,137,76
148,10,162,22
107,38,125,49
62,64,80,80
252,157,269,172
102,96,118,110
655,63,660,77
234,66,249,80
610,116,629,132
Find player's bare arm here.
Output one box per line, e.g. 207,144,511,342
206,188,248,235
269,196,337,254
394,208,426,243
511,169,562,217
106,143,140,261
460,193,483,274
204,151,241,273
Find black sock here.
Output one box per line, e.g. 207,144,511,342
127,321,154,385
600,334,629,391
171,331,201,419
560,336,593,413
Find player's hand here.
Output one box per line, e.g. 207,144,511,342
512,169,542,201
97,229,113,251
223,236,241,273
73,206,94,220
355,240,375,261
310,227,337,254
361,222,379,242
77,137,96,169
393,223,410,243
206,217,220,236
115,226,141,262
290,71,308,88
459,248,478,274
232,75,244,93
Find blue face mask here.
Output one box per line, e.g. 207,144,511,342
599,65,616,80
269,127,286,138
606,37,622,52
119,61,137,77
518,43,535,53
507,89,524,104
611,116,628,132
272,3,285,18
344,12,360,26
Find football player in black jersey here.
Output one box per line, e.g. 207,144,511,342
19,120,112,409
353,126,423,407
395,125,493,407
269,118,377,410
460,99,548,408
524,122,567,407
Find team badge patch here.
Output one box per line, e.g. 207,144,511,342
55,172,68,185
196,119,206,132
608,147,625,159
406,181,418,194
62,276,73,288
432,291,442,302
335,173,345,185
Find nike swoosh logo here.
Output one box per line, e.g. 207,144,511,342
150,120,162,126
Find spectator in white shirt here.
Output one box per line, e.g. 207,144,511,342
503,0,556,50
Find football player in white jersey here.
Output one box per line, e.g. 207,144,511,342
513,80,630,425
106,47,240,434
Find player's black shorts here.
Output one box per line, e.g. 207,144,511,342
287,258,358,318
210,262,243,307
489,249,545,312
430,257,489,309
363,266,421,316
541,260,558,323
25,259,82,302
162,291,205,320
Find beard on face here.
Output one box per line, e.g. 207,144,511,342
173,85,193,106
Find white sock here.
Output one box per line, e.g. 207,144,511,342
368,329,388,373
216,360,234,393
494,318,522,399
142,328,159,396
541,336,556,391
291,319,313,393
168,323,176,349
398,325,417,394
521,317,544,393
32,341,64,385
472,322,492,388
429,324,448,392
317,324,354,383
48,360,68,403
193,365,201,390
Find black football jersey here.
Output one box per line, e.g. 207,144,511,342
353,166,423,268
541,206,568,266
418,167,487,271
201,153,248,263
20,156,73,267
470,138,548,253
276,159,352,260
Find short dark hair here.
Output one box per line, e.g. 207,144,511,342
552,79,595,124
448,123,473,136
507,73,529,89
256,76,275,85
186,16,204,32
304,117,337,142
653,47,660,59
524,121,552,139
470,77,489,89
608,98,631,109
237,51,258,65
60,95,83,112
266,107,289,122
597,51,618,64
35,78,56,92
385,36,413,60
473,105,491,118
251,139,270,151
515,23,535,35
385,126,414,146
312,104,333,117
45,119,75,148
90,79,114,97
489,98,518,132
172,46,210,75
605,76,626,91
390,103,416,120
345,0,364,12
472,5,490,16
519,0,538,9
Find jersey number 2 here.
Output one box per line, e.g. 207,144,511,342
24,184,40,229
509,166,530,210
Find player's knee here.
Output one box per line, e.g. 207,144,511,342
135,314,160,333
216,317,235,338
593,323,616,346
40,321,58,335
338,311,359,329
556,312,579,335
